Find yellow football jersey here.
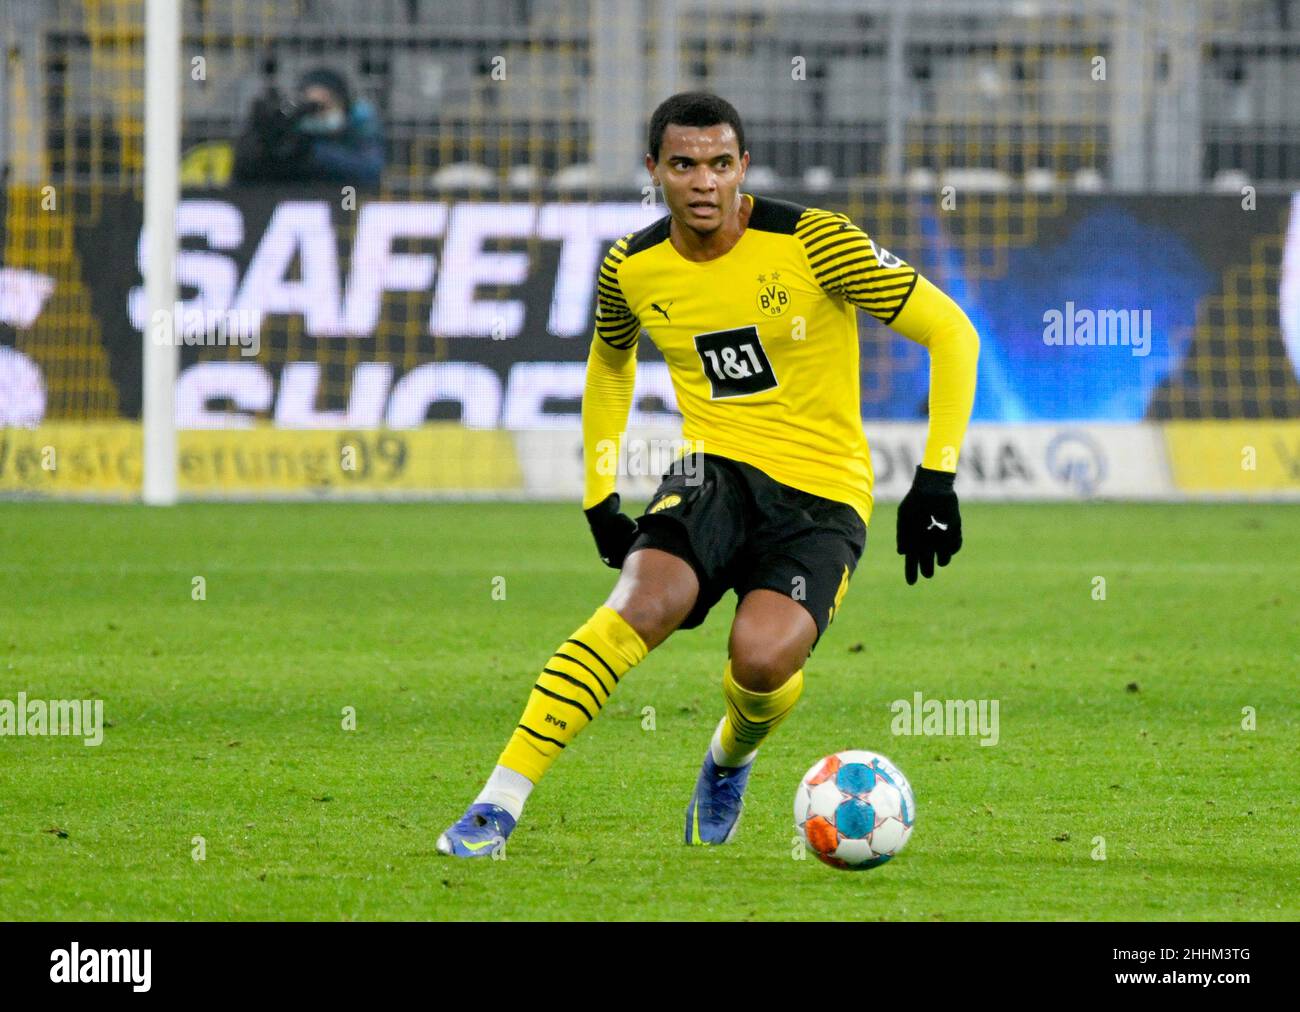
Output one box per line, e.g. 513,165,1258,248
587,192,975,527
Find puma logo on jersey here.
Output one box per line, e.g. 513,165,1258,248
927,516,949,531
650,301,673,321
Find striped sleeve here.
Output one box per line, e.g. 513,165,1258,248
594,235,642,350
795,208,918,324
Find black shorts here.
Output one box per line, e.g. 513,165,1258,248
627,452,867,648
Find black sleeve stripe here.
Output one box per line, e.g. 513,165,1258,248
597,332,639,349
597,327,640,347
795,208,850,227
837,273,911,293
517,723,566,748
803,223,864,249
847,297,908,312
597,329,638,345
809,247,877,278
596,323,639,344
597,269,627,292
594,234,642,349
596,289,629,309
877,272,919,324
842,263,914,279
531,682,594,722
597,316,639,332
795,220,848,245
724,698,786,734
806,237,871,272
541,669,606,710
565,638,619,683
596,282,631,308
794,208,847,229
841,279,916,297
797,208,919,323
843,264,916,279
794,213,843,233
597,310,635,329
550,654,612,699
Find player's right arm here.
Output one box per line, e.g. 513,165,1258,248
581,236,642,568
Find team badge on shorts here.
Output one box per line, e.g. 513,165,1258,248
649,493,682,514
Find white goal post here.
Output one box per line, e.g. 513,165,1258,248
142,0,180,505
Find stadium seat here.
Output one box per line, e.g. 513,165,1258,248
743,165,781,190
1073,167,1105,191
802,166,834,192
551,162,600,191
906,167,939,191
431,161,497,188
1211,169,1252,192
941,167,1012,192
1023,168,1058,192
507,164,543,189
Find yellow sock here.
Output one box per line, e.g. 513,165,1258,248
497,605,648,783
715,660,804,765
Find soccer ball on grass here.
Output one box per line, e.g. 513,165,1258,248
794,749,916,870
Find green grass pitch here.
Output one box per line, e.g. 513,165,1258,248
0,500,1295,921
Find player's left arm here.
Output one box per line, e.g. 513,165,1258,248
798,209,978,583
888,272,980,475
886,271,980,585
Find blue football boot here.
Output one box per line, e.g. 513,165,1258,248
685,750,754,845
436,802,516,858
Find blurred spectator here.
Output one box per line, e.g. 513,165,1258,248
232,67,384,186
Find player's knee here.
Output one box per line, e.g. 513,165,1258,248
607,584,693,650
604,549,698,649
728,637,805,693
614,599,674,647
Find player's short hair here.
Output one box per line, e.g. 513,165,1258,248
647,92,746,161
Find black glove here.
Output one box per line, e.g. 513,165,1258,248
896,465,962,586
584,493,639,569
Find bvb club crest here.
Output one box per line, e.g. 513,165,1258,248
756,271,790,317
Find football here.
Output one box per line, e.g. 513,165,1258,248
794,750,916,870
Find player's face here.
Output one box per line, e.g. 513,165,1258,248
647,123,749,234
